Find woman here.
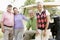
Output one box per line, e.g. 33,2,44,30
13,7,28,40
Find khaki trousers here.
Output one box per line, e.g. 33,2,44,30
3,26,13,40
35,29,52,40
23,30,36,40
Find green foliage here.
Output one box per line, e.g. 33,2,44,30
47,8,57,17
0,11,3,19
0,11,3,14
56,9,60,15
44,0,57,17
23,0,35,16
44,0,54,2
25,0,35,5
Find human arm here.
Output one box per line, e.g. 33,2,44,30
44,10,50,36
22,14,29,21
1,13,5,33
26,20,31,30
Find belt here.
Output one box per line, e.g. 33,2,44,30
38,27,50,30
4,25,13,28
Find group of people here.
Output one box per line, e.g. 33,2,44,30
0,2,52,40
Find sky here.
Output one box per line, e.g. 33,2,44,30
0,0,26,11
0,0,60,11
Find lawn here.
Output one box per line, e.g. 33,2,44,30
0,28,3,39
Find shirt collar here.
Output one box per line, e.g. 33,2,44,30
37,8,44,13
14,13,20,16
6,11,12,14
30,16,35,20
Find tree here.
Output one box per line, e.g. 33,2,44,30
44,0,54,2
0,10,3,28
23,0,35,16
44,0,57,17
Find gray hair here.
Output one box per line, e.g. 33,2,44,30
28,10,34,14
37,2,43,7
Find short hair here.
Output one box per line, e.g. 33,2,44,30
13,7,17,10
37,2,43,7
28,10,34,14
7,4,12,8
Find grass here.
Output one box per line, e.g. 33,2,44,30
0,28,3,39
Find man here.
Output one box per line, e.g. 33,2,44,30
35,2,51,40
13,7,28,40
23,10,37,40
1,5,14,40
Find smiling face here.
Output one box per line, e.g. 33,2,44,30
7,5,12,13
37,2,43,11
29,10,34,18
13,7,18,14
7,7,12,13
29,13,34,18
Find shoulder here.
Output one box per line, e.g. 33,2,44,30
33,17,37,21
35,10,39,16
46,10,49,13
17,13,23,16
19,13,24,16
34,9,39,14
45,10,50,16
2,12,6,15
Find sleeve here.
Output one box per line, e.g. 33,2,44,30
1,13,5,22
26,20,30,30
46,10,50,16
34,19,37,29
22,14,29,21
